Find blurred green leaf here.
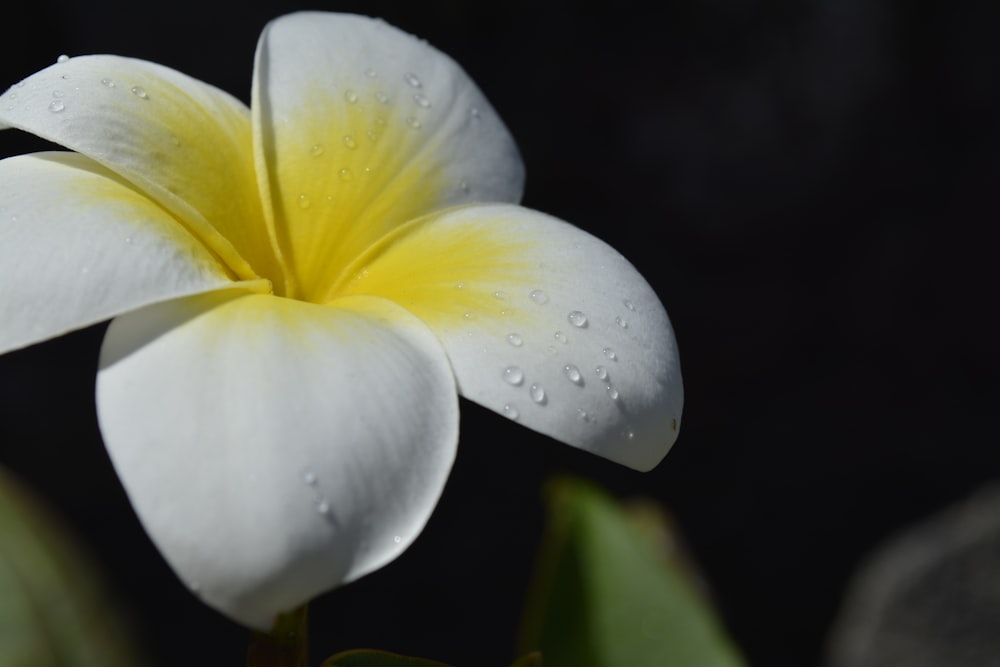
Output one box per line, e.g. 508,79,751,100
508,652,542,667
247,605,309,667
320,648,454,667
519,478,746,667
0,465,142,667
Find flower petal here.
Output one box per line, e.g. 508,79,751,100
252,11,524,302
0,55,279,285
335,204,683,472
0,152,262,354
95,290,459,628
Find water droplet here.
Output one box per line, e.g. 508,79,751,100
493,290,507,300
56,54,69,63
303,471,317,485
100,77,116,88
607,385,620,401
503,333,523,348
616,315,629,329
393,535,402,544
297,194,310,209
624,299,636,311
470,107,481,119
503,366,524,386
47,100,64,113
568,310,588,327
455,281,466,290
124,236,133,244
626,429,635,440
344,89,358,104
310,143,324,157
463,312,476,320
367,128,380,142
130,85,148,100
563,364,583,385
190,581,202,594
51,89,65,98
603,347,618,361
317,501,330,515
413,93,431,108
404,72,422,88
364,68,377,78
595,366,609,381
554,331,568,344
375,90,389,104
577,408,589,421
460,180,470,193
529,383,547,404
338,167,354,182
503,403,519,420
343,134,357,149
406,116,422,129
529,289,549,304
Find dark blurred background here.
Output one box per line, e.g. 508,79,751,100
1,1,998,665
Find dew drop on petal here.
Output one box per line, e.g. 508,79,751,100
303,471,317,486
500,309,512,317
503,366,524,386
48,100,64,113
317,501,330,515
493,290,507,300
568,310,588,327
507,333,523,347
344,89,358,104
393,535,402,544
130,86,148,99
406,116,422,129
338,168,354,182
529,383,547,404
603,347,618,361
529,289,549,304
364,67,377,78
460,180,470,193
616,315,629,329
342,135,357,149
310,143,325,157
577,408,589,421
100,77,116,88
375,90,389,104
413,93,431,108
56,54,69,63
404,72,422,88
595,365,609,381
503,404,519,420
607,385,620,401
554,331,568,344
455,281,466,290
297,194,310,209
563,364,583,385
624,299,636,311
471,107,481,119
463,312,476,320
626,429,635,440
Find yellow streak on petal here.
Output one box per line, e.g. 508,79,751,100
331,210,536,331
260,85,449,303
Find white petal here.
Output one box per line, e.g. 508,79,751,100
0,55,278,284
0,152,257,354
252,11,524,302
334,204,683,471
95,291,458,628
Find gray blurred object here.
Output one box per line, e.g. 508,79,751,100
826,485,1000,667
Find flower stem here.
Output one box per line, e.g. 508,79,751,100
246,605,309,667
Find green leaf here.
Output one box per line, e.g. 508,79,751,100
519,478,746,667
320,648,454,667
0,466,143,667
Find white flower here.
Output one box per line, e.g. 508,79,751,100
0,12,683,628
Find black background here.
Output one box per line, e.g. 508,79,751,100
1,1,999,666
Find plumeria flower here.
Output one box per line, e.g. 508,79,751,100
0,13,683,628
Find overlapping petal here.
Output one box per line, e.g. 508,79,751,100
252,12,524,302
0,55,279,285
335,204,683,471
0,152,263,354
96,290,459,628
